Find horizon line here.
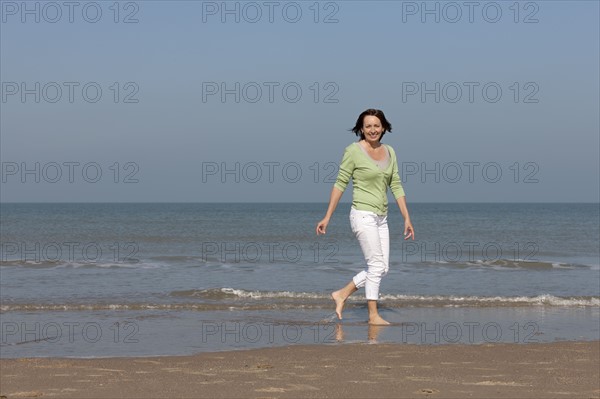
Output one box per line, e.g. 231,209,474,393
1,201,599,205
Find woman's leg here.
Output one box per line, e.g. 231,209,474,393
368,217,390,325
367,300,389,325
331,280,357,320
347,210,391,324
331,209,362,320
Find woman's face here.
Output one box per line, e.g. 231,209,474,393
361,115,384,144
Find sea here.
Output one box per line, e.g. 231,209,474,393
1,202,598,358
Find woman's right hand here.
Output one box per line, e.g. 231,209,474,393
317,187,342,235
316,218,329,235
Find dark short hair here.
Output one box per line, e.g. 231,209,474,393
349,109,392,141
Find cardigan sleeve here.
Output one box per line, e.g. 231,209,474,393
388,145,406,199
334,146,354,193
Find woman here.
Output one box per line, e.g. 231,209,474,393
316,108,415,325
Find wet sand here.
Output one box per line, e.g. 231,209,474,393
1,341,598,398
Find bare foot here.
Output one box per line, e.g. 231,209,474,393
331,290,346,320
368,315,391,325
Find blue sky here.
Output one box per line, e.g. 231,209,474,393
1,0,598,202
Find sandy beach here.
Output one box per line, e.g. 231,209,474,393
1,340,598,398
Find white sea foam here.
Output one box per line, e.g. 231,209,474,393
216,288,600,307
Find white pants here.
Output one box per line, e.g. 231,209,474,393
349,207,390,301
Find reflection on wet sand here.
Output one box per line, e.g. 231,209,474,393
334,323,387,343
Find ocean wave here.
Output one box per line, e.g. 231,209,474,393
170,288,325,300
426,259,593,270
3,287,599,313
0,302,326,312
149,255,205,263
377,293,600,307
2,293,598,313
1,257,595,272
0,259,160,269
2,291,598,313
169,288,600,307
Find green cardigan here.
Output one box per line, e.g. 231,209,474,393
334,142,405,216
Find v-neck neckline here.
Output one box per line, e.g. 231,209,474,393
355,142,391,169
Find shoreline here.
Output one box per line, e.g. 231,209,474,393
2,340,598,398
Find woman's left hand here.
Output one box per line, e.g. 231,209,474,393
403,220,415,240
